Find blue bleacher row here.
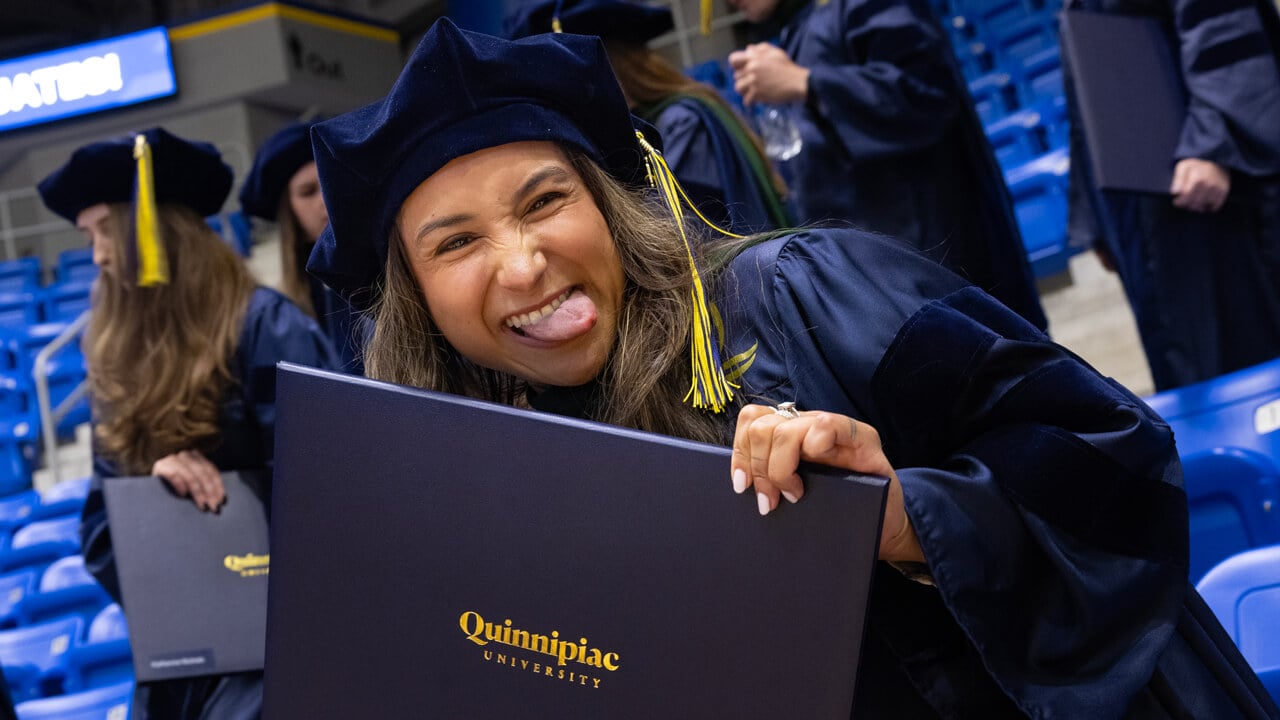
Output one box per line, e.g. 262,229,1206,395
0,249,98,497
0,477,135,718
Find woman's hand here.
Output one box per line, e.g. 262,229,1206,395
152,450,225,512
731,404,923,563
1171,158,1230,213
728,43,811,106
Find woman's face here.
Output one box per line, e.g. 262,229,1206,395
76,202,116,272
725,0,781,23
397,141,626,388
288,161,328,243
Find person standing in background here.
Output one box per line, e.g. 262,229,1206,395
240,122,365,374
727,0,1048,331
1065,0,1280,391
505,0,792,234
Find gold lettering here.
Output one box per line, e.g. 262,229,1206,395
484,621,502,643
593,678,601,688
459,612,486,646
511,629,530,649
585,648,603,668
558,669,565,679
497,654,507,665
529,633,550,654
544,666,552,677
520,659,529,670
603,653,620,671
533,663,541,674
556,637,579,666
483,651,492,661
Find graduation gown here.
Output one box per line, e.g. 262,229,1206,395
308,273,366,376
774,0,1048,331
1065,0,1280,391
714,228,1277,718
80,287,339,720
638,94,791,235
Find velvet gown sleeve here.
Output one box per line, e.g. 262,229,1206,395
799,0,962,161
1169,0,1280,176
724,228,1189,717
81,288,339,602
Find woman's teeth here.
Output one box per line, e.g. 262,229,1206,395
507,289,572,329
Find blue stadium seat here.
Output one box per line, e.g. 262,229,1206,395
0,259,41,294
30,477,91,522
40,282,92,324
1196,544,1280,702
1179,447,1280,582
0,569,39,629
0,516,81,574
984,107,1046,170
63,604,133,694
1146,357,1280,461
967,71,1018,124
0,491,39,538
0,374,38,497
1018,45,1063,108
14,679,132,720
55,250,96,286
13,556,111,627
0,615,81,702
986,13,1055,65
0,292,42,330
1004,148,1072,276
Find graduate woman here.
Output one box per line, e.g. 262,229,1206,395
505,0,791,234
240,122,365,373
38,127,338,719
307,21,1278,719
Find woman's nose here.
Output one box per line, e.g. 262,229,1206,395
495,231,546,290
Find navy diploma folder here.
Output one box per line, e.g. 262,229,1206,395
263,364,888,719
102,471,270,681
1060,9,1187,194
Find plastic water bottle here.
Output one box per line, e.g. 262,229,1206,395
754,105,802,162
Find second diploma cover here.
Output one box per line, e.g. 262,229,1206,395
264,364,887,719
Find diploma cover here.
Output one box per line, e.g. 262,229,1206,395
263,364,888,719
102,471,269,681
1060,9,1187,194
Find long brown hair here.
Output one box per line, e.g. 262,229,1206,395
604,41,788,199
86,203,257,474
276,192,316,319
364,148,731,445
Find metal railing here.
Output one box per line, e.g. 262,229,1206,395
34,309,91,484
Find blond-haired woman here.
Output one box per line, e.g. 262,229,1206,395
38,126,337,720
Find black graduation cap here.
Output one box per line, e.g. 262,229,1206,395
307,17,646,312
503,0,674,43
239,122,316,221
37,127,232,223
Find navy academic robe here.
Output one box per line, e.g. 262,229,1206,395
80,287,339,720
1066,0,1280,391
308,274,366,376
773,0,1048,331
715,228,1277,717
639,94,791,234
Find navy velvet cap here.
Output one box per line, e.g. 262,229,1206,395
503,0,674,43
307,18,650,310
38,127,233,222
239,122,315,220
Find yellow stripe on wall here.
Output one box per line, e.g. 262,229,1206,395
169,3,398,44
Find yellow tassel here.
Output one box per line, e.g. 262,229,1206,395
551,16,563,33
133,134,168,287
635,131,737,413
700,0,713,35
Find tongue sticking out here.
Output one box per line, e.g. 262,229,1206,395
518,290,598,342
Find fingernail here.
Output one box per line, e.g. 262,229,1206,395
781,490,799,504
732,469,747,494
757,493,771,516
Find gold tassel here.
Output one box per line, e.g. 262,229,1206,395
635,131,738,413
551,16,563,32
700,0,713,35
133,134,168,286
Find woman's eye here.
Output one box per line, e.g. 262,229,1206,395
436,235,473,254
528,191,564,214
